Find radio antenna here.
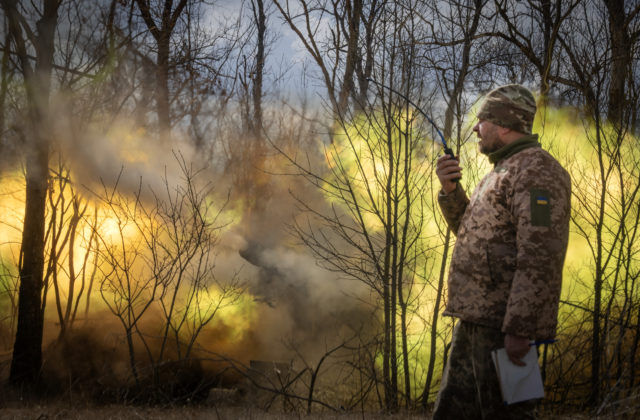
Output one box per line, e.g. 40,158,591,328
366,78,455,158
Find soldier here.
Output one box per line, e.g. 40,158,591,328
432,85,571,419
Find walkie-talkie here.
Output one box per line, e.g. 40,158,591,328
442,146,460,183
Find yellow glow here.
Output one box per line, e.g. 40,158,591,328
324,113,433,233
204,289,257,344
117,126,150,164
94,212,139,244
0,173,26,251
1,101,637,399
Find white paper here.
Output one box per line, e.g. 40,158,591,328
491,346,544,404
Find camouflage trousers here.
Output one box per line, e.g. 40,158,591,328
432,320,537,420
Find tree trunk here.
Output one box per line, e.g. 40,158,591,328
338,0,363,113
422,229,451,407
4,0,59,388
252,0,265,138
0,26,10,153
156,32,171,136
11,150,49,386
603,0,630,126
134,0,188,140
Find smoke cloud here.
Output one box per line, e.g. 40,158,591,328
0,90,375,400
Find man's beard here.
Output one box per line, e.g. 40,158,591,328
477,125,506,155
479,141,505,155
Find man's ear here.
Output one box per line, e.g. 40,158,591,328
499,126,526,141
497,125,511,137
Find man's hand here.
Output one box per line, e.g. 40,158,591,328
435,154,462,194
504,334,530,366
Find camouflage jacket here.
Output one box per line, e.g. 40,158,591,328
438,135,571,339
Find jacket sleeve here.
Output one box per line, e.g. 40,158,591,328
501,164,571,339
437,183,470,235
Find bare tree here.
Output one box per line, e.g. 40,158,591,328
96,156,240,394
133,0,187,137
41,157,99,339
0,18,11,159
286,3,441,403
272,0,370,122
0,0,62,388
491,0,582,98
232,0,273,231
126,0,241,145
0,252,18,350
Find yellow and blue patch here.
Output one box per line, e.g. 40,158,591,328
530,189,551,227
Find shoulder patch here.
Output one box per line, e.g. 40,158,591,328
530,188,551,227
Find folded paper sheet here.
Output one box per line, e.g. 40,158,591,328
491,346,544,404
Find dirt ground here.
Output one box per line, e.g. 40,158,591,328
0,406,600,420
0,405,432,420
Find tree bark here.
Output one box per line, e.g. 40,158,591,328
252,0,266,138
603,0,631,125
2,0,60,388
134,0,188,139
0,24,10,154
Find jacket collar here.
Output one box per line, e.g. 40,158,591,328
487,134,540,165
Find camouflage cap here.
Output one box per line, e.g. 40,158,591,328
477,85,536,134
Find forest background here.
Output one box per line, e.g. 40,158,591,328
0,0,639,417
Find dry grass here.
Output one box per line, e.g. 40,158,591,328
2,375,640,420
2,400,640,420
0,405,430,420
1,391,638,420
